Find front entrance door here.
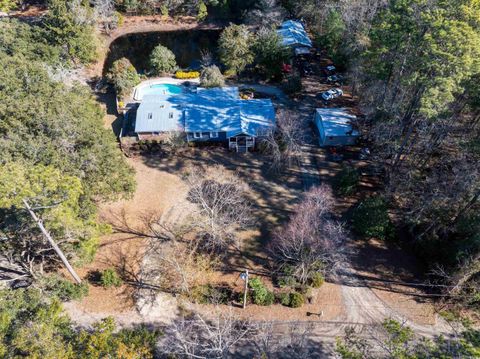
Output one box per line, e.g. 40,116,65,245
228,135,255,152
237,136,247,146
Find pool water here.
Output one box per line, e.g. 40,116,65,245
140,84,183,97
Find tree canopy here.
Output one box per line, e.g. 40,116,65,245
0,21,134,280
218,24,255,75
0,288,158,358
149,44,178,75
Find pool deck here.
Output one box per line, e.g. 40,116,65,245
132,77,200,102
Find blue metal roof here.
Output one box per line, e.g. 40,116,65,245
315,108,359,137
135,87,276,137
184,87,242,136
239,99,276,137
277,20,312,48
135,95,185,133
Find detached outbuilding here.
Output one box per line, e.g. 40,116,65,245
277,20,312,55
314,108,359,147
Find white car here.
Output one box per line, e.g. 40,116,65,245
321,88,343,101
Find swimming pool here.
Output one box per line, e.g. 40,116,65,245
135,83,183,100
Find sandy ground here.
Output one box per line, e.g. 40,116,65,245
65,158,186,325
191,282,344,322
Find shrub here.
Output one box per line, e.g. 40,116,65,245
310,272,325,288
253,27,290,79
223,68,237,78
160,4,168,16
163,131,186,151
264,291,275,306
352,196,394,240
107,58,141,98
278,292,291,306
197,1,208,21
0,0,18,12
44,275,89,301
278,275,297,288
115,11,125,27
249,277,275,306
282,74,302,94
191,284,232,304
289,292,305,308
200,65,225,88
334,165,359,196
149,45,177,75
100,268,123,288
175,71,200,79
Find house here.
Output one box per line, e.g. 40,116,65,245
134,86,276,152
314,108,360,147
134,95,184,134
277,20,312,55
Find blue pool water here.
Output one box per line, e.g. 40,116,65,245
140,83,183,97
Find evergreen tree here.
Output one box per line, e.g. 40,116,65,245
218,24,255,74
44,0,97,64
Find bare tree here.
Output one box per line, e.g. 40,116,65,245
0,207,86,284
104,205,216,295
105,206,193,242
141,238,218,295
244,0,286,27
185,165,253,251
270,185,347,283
251,321,316,359
261,110,304,173
93,0,118,33
162,310,252,359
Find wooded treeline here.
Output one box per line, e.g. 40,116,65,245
0,1,134,283
285,0,480,308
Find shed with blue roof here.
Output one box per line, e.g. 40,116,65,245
314,108,359,147
277,20,312,52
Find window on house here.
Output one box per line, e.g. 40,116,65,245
193,132,201,138
147,113,153,119
210,131,218,138
169,112,174,119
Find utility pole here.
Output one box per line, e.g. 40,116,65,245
22,199,82,284
242,269,249,309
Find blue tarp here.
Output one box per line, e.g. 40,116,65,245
277,20,312,48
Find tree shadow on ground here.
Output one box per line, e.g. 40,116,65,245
138,148,304,273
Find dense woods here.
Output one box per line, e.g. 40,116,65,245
0,3,134,283
316,1,480,310
280,0,480,310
